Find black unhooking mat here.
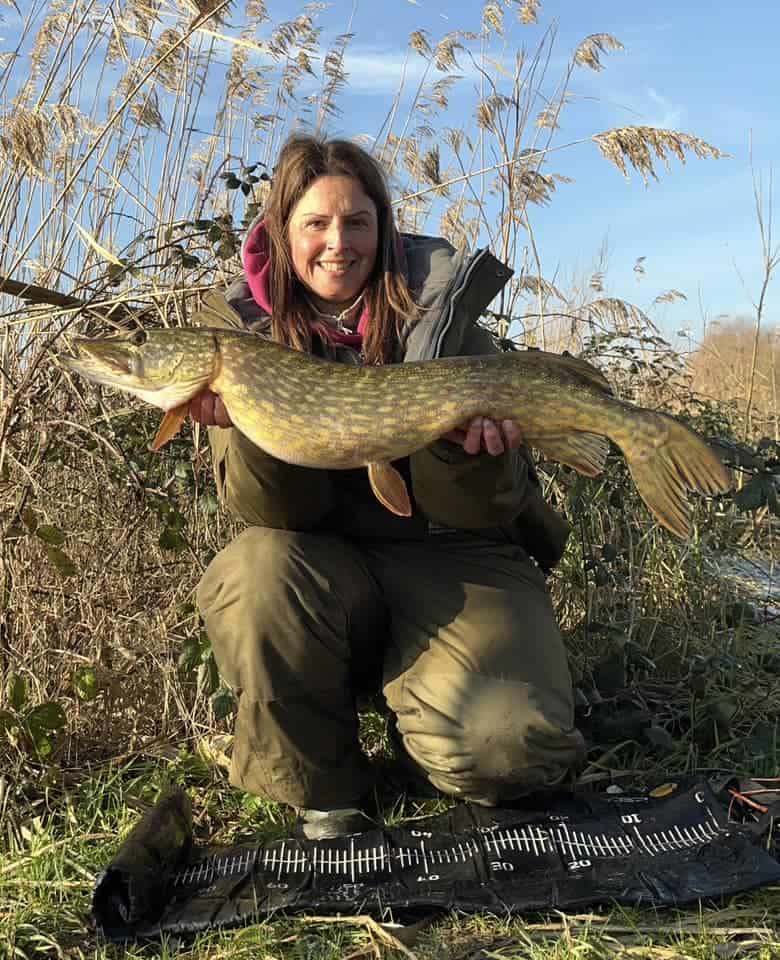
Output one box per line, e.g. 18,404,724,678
92,777,780,942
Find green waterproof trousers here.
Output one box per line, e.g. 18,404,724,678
196,527,584,809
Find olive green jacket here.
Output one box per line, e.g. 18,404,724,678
208,234,571,571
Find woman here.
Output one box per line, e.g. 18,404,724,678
191,134,584,839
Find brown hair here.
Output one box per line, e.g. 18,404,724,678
263,134,417,364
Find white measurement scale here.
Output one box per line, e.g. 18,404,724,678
91,778,780,941
170,785,724,894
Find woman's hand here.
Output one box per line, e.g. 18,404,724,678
189,389,233,428
441,417,523,456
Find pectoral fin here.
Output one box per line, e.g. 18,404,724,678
530,432,610,478
367,461,412,517
151,402,189,451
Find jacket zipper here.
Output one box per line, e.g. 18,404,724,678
430,247,492,360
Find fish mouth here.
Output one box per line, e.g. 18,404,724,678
60,339,146,395
63,339,134,377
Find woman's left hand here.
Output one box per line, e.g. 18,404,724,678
441,417,524,456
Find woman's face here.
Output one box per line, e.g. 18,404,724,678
288,175,379,307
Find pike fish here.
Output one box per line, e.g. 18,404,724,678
61,292,729,539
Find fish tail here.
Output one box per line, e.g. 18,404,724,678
621,411,730,539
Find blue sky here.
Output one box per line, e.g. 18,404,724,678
3,0,778,342
307,0,780,339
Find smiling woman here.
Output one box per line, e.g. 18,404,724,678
288,176,379,318
190,133,580,843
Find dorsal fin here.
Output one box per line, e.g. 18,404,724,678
534,350,613,394
191,291,244,330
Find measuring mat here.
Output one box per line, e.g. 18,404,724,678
91,777,780,941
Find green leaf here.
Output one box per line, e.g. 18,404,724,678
6,673,27,712
211,688,237,721
165,508,187,531
26,702,67,732
746,721,777,758
159,527,188,553
601,543,618,562
194,219,213,230
734,474,768,512
73,666,98,702
215,241,237,260
36,525,66,545
706,697,738,734
30,730,53,758
174,461,191,481
0,709,17,733
767,481,780,518
199,493,219,517
177,637,202,674
106,261,126,283
592,651,625,697
644,725,675,751
689,671,707,696
198,656,220,696
45,545,77,577
21,507,38,532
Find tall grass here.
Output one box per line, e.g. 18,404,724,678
0,2,778,957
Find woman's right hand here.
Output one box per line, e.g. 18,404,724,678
189,389,233,428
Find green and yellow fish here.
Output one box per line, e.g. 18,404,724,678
61,293,730,538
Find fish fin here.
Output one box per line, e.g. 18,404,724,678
623,412,730,539
530,432,609,478
367,461,412,517
191,291,244,330
151,402,189,451
535,351,613,394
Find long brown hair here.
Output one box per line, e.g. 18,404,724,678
263,134,417,364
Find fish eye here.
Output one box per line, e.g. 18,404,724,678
129,329,147,347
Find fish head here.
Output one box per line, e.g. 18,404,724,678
63,328,218,411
